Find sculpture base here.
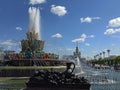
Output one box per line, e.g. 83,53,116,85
3,59,65,66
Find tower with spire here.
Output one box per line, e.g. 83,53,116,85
73,42,81,59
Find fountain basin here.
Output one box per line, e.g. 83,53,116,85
24,84,90,90
24,62,91,90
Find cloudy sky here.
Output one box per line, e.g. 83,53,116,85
0,0,120,58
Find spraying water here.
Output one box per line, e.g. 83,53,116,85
28,7,41,40
74,56,84,75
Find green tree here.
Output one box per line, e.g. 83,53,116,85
102,51,105,58
0,47,4,60
107,49,110,57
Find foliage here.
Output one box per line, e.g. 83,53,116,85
89,56,120,65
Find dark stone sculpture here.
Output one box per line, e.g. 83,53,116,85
24,62,91,90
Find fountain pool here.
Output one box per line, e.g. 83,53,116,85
68,56,120,90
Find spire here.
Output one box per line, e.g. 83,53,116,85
76,42,79,53
76,41,78,47
73,42,81,58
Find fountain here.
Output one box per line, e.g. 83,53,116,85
78,63,120,90
22,44,91,90
1,5,120,90
71,42,84,75
1,6,91,90
3,7,61,66
68,43,120,90
24,62,91,90
74,56,84,75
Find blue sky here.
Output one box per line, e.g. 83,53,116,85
0,0,120,58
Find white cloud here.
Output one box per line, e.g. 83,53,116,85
29,0,46,5
72,33,87,43
81,33,87,39
88,35,95,38
72,38,85,43
52,33,63,38
80,17,100,23
104,28,120,35
72,33,94,43
80,17,92,23
85,43,90,46
0,39,19,50
51,5,67,16
105,17,120,35
0,39,18,46
66,48,74,51
92,17,101,19
108,17,120,27
16,27,22,31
